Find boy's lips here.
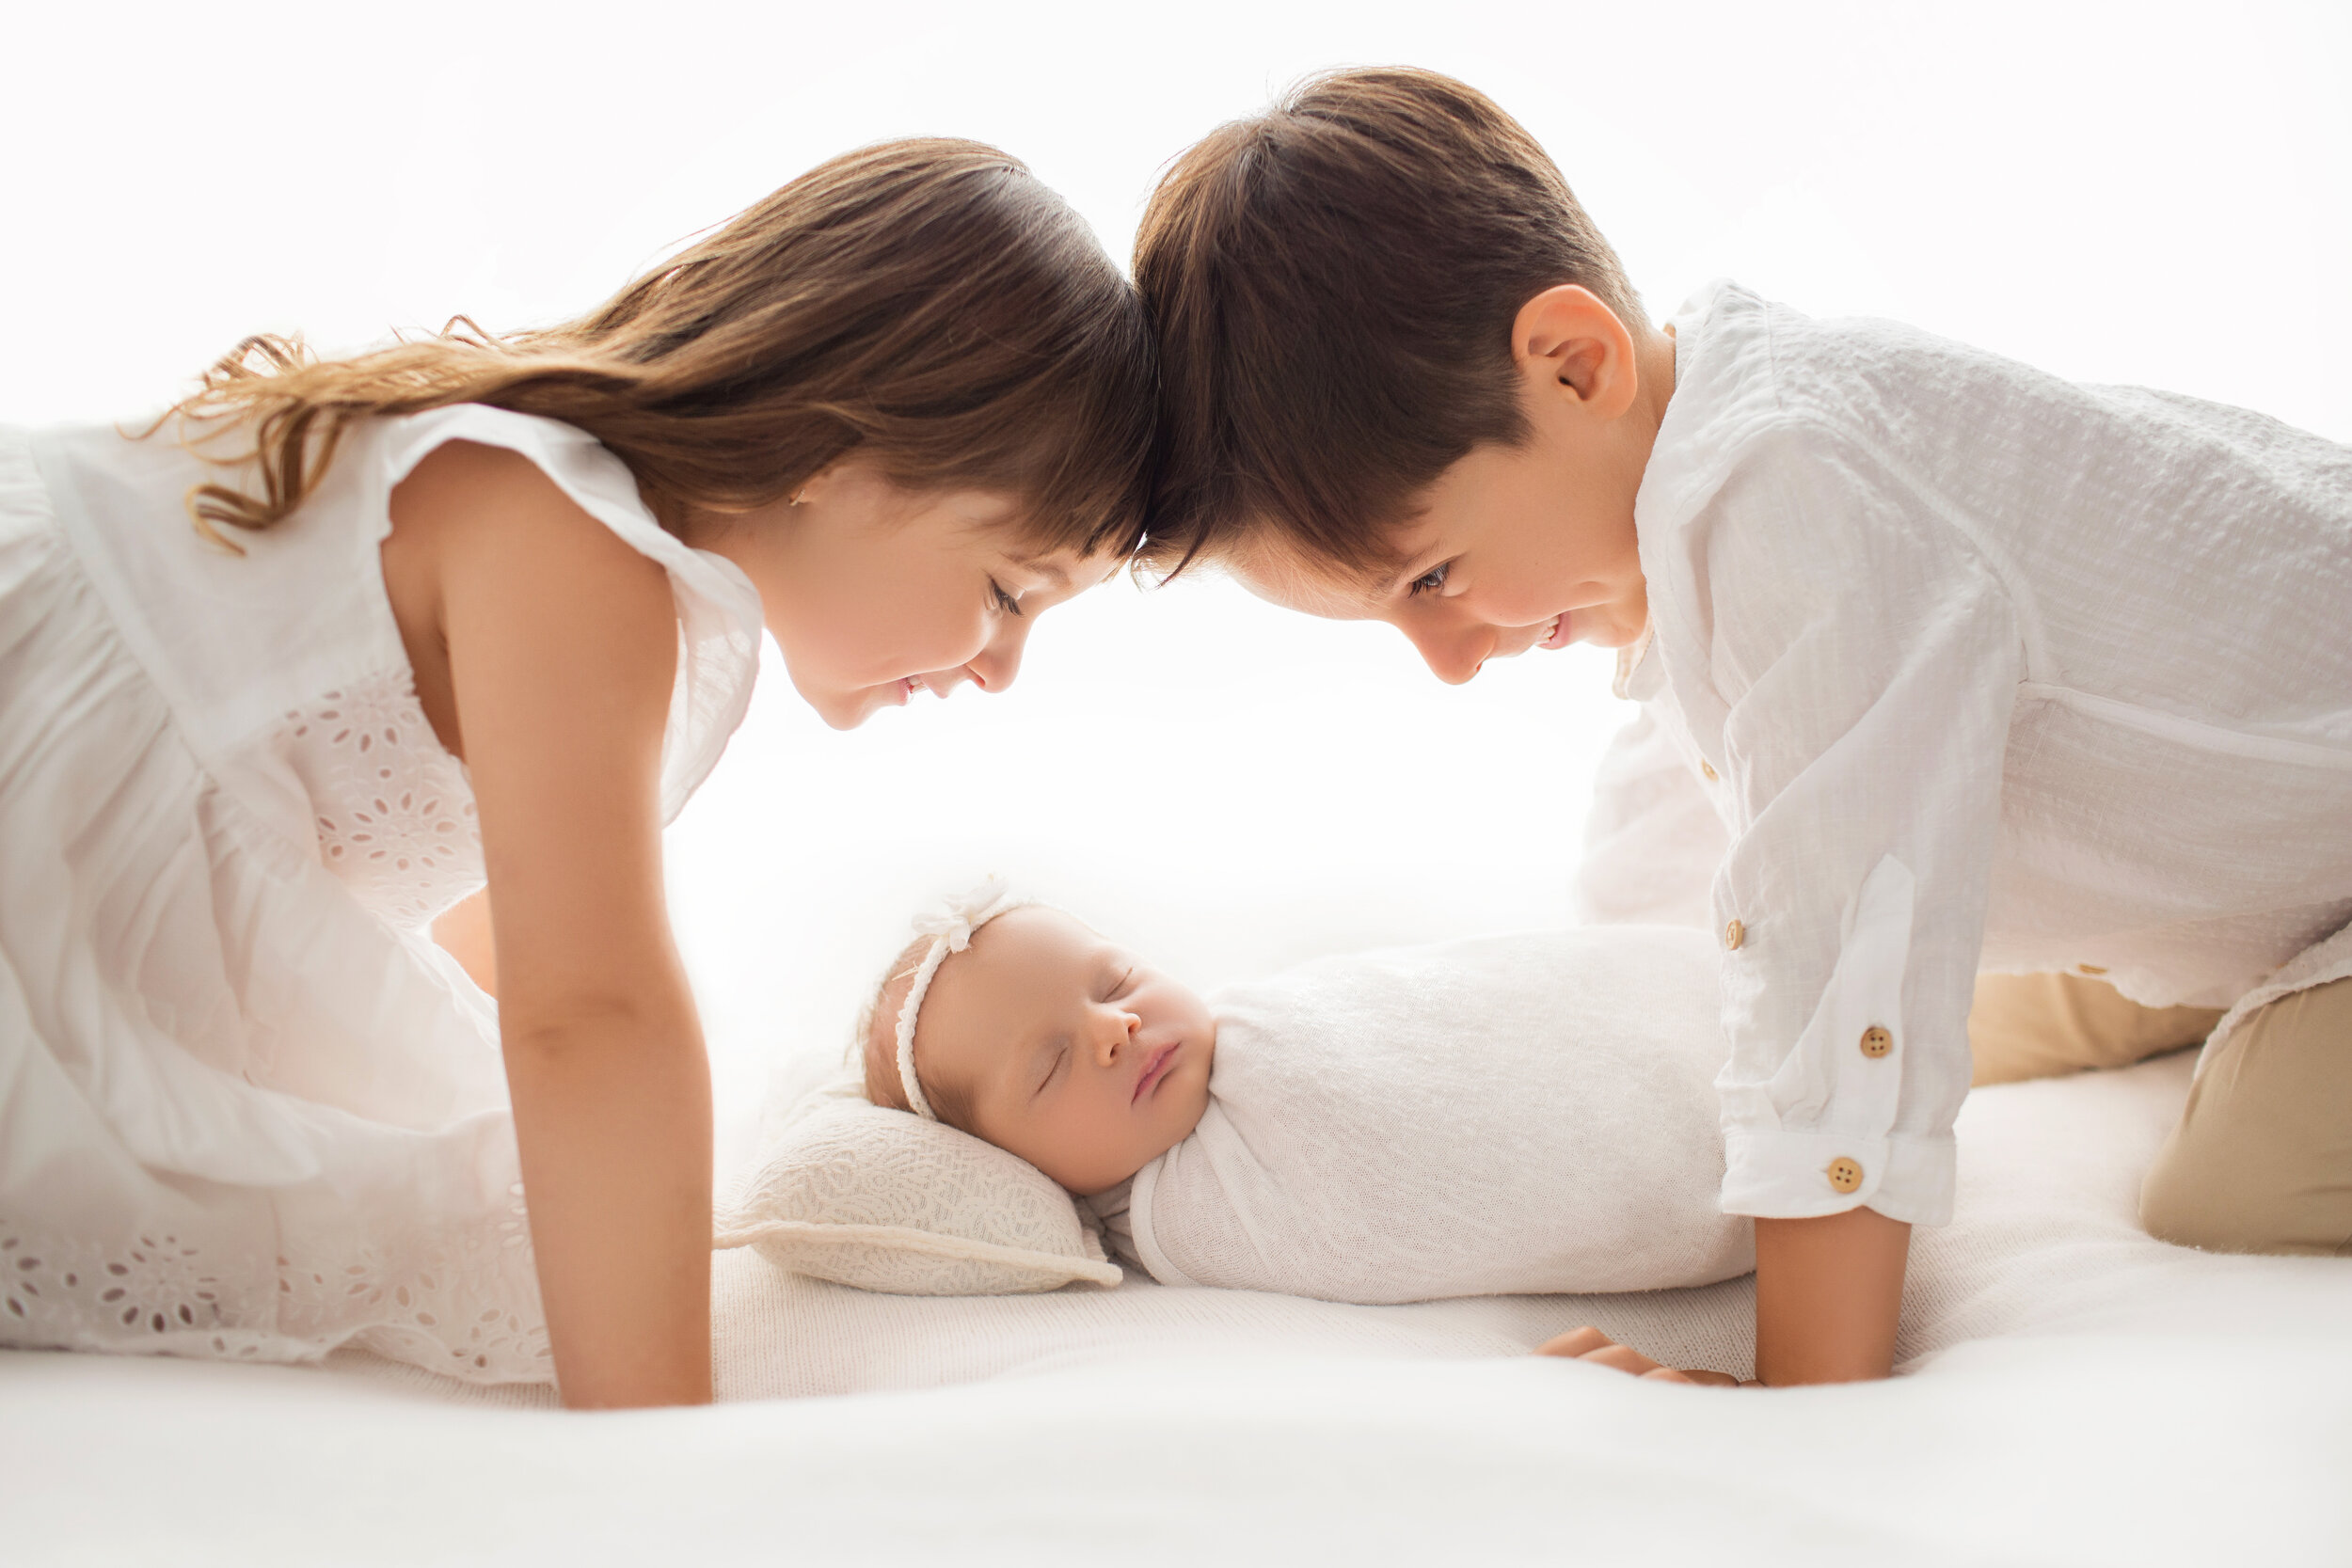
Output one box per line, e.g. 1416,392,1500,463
1132,1041,1179,1102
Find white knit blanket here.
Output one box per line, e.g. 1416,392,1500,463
1117,927,1754,1302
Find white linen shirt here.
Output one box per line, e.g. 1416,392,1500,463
1600,282,2352,1227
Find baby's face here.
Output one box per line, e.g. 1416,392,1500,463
915,907,1214,1195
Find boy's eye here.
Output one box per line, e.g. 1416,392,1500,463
1406,561,1452,597
991,579,1025,617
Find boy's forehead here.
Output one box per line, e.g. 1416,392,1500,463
1224,531,1399,620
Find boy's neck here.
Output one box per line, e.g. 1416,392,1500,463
1633,321,1680,459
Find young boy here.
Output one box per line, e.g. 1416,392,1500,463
1133,68,2352,1385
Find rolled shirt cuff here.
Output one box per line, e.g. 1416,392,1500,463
1720,1129,1956,1227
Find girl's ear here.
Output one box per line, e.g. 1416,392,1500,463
788,461,841,509
1510,284,1642,421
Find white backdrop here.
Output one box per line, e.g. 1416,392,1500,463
7,0,2347,1165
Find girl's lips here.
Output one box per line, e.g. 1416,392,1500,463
1541,612,1574,650
1132,1041,1179,1102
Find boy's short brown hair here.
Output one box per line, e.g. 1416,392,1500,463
1133,67,1642,577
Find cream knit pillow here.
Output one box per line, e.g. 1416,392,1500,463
714,1079,1120,1296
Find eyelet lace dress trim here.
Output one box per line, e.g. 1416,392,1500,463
1,1178,552,1382
278,668,484,927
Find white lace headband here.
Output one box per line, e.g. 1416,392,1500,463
893,878,1032,1121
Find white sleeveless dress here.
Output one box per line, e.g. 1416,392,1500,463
0,405,762,1384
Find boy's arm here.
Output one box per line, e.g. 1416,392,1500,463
1680,434,2023,1371
1753,1208,1910,1384
1537,1209,1909,1385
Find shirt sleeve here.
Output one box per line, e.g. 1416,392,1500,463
1692,425,2021,1227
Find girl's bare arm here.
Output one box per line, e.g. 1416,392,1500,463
397,442,711,1409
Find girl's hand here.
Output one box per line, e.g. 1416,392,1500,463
1535,1326,1746,1386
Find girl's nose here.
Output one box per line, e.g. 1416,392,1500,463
967,619,1031,694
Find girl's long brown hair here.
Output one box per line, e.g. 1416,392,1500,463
168,139,1155,556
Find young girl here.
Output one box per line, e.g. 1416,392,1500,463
0,139,1152,1407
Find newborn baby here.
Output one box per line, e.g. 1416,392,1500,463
863,892,1217,1196
862,887,1753,1303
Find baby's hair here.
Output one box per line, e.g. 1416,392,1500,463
159,138,1154,562
1132,67,1642,578
858,933,979,1133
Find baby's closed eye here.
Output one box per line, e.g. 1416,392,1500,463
1035,1037,1071,1096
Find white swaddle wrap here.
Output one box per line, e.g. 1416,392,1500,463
1118,927,1754,1302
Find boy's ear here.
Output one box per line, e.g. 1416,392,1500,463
1510,285,1641,420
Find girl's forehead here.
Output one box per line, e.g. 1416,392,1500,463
1010,546,1120,594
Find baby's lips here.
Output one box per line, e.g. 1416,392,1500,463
1131,1040,1180,1101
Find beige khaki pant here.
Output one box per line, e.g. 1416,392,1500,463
1969,971,2352,1258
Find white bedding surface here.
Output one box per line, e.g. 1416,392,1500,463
7,1053,2349,1565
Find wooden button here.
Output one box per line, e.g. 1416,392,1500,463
1724,918,1745,951
1700,760,1719,782
1860,1025,1893,1058
2076,963,2108,976
1827,1157,1864,1194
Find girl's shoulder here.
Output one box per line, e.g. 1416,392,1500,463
373,406,684,577
373,405,766,822
33,404,762,825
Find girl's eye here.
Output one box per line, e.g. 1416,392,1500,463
991,579,1025,617
1406,561,1452,597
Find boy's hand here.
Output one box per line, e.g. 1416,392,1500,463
1535,1326,1745,1386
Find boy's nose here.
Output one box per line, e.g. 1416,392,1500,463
1399,618,1493,686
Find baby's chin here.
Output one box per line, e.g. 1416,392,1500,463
1137,1048,1215,1159
1062,1113,1206,1198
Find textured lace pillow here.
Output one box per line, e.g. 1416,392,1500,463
714,1086,1120,1296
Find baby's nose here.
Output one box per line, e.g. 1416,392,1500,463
1092,1009,1139,1065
